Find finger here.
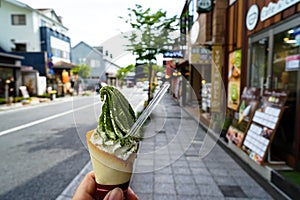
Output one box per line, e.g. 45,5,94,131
126,187,138,200
73,171,96,200
103,187,124,200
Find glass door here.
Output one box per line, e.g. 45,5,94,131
249,37,269,88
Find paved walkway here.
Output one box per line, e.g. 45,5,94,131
57,94,279,199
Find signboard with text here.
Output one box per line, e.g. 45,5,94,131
210,46,222,112
241,89,288,165
226,87,260,147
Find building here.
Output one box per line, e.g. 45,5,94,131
72,41,122,88
0,49,25,98
226,0,300,170
72,41,106,86
0,0,74,96
178,0,300,198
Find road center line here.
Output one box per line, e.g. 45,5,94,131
0,104,95,137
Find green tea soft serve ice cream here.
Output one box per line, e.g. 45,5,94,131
86,86,140,199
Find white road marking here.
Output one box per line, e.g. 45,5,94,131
0,104,94,137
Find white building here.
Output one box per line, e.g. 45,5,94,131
0,0,74,96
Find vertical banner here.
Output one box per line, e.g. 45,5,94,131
211,46,223,112
227,49,242,110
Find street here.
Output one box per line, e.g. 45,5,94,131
0,87,146,200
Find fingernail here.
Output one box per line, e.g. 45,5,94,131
108,187,123,200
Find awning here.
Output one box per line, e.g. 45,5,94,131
53,61,76,69
0,63,22,68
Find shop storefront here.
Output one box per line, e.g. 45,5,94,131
0,52,24,99
246,2,300,169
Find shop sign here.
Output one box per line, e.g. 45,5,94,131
285,54,300,71
260,0,300,22
190,46,211,64
246,4,259,31
197,0,212,13
211,46,222,112
163,50,184,58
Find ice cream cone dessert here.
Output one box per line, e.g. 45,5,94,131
86,130,135,183
86,86,140,199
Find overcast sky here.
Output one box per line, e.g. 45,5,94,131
19,0,185,46
19,0,185,67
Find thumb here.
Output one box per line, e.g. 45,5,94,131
104,187,124,200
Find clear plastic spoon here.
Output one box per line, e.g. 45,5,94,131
126,82,170,137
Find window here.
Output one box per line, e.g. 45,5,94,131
272,28,299,91
11,14,26,25
249,38,268,88
12,43,26,52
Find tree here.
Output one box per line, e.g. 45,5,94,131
116,64,135,87
120,4,178,101
72,64,91,78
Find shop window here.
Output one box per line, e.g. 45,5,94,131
0,68,14,98
249,38,268,88
272,28,299,91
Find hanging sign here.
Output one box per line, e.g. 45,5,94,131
197,0,212,13
246,4,259,31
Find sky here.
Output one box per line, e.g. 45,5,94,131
19,0,185,46
19,0,185,67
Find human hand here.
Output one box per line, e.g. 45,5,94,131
73,171,138,200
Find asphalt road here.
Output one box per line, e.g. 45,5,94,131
0,87,145,200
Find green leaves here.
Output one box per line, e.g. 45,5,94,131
120,4,178,63
71,64,91,78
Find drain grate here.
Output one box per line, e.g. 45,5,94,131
218,185,247,198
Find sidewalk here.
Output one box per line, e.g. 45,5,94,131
57,94,285,200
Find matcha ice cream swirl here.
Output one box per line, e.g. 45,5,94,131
92,86,140,160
